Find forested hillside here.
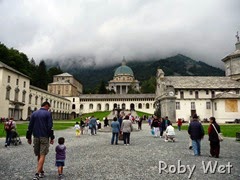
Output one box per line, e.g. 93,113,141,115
0,42,225,93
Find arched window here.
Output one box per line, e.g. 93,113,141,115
105,104,109,111
80,104,84,110
89,104,93,109
97,104,101,111
146,103,150,109
138,103,142,109
6,85,11,100
22,90,26,102
35,96,38,105
29,94,32,104
72,104,76,109
14,87,20,101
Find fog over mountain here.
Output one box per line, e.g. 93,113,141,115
0,0,239,68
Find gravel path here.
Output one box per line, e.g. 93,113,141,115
0,124,239,180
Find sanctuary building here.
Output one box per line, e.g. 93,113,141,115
0,37,240,123
155,39,240,123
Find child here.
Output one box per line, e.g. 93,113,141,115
55,137,66,179
74,122,80,137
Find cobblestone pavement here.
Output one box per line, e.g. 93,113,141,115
0,123,239,180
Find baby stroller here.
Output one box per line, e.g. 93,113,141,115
11,130,22,146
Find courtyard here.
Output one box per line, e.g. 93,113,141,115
0,123,239,180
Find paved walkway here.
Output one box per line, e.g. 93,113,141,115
0,124,239,180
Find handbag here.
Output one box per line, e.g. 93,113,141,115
151,128,154,135
212,124,223,142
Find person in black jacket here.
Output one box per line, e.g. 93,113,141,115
188,114,204,156
208,117,221,158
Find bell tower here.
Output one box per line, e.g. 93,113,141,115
222,32,240,81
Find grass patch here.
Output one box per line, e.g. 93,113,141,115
136,111,152,118
0,121,76,138
174,124,240,138
75,111,111,121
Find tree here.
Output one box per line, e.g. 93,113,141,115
33,60,48,90
47,66,63,83
141,76,156,93
97,80,107,94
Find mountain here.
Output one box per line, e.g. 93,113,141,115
46,54,225,91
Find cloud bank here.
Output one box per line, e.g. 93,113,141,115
0,0,239,67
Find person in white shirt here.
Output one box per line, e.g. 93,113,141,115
165,123,175,142
74,122,81,137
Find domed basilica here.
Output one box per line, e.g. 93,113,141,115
107,57,140,94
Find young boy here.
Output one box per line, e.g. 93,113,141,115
55,137,66,179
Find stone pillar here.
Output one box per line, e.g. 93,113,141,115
160,96,176,122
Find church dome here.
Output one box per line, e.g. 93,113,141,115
114,58,134,76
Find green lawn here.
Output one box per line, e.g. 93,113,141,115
1,120,239,139
174,124,240,138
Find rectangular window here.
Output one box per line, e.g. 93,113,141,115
236,90,239,94
23,81,26,88
206,90,209,95
73,98,75,102
195,91,199,99
191,102,195,110
214,102,217,111
175,90,178,95
180,91,184,99
176,102,180,110
189,91,193,95
7,76,11,83
16,79,19,85
206,102,211,109
211,91,215,98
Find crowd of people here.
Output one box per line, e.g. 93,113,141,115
1,101,222,179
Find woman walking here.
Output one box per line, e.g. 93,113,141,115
208,117,221,158
121,116,133,145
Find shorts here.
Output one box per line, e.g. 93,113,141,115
56,160,65,167
33,137,49,156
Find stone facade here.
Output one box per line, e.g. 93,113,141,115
0,61,71,120
155,41,240,123
48,73,83,96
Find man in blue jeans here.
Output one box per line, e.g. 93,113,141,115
188,114,204,156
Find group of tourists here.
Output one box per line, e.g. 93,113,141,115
188,114,221,158
111,115,134,145
1,100,222,180
147,113,221,158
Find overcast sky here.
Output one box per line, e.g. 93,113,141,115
0,0,239,68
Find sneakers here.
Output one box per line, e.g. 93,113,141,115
33,173,40,180
58,174,64,179
39,171,45,178
164,140,168,142
33,171,44,180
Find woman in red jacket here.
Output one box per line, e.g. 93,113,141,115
208,117,221,158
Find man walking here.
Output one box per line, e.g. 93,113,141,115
188,114,204,156
26,102,55,179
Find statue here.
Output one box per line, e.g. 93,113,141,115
236,31,239,42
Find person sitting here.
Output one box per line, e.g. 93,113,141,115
165,123,175,142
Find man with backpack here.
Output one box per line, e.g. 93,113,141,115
4,117,16,148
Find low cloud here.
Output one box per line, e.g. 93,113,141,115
0,0,239,68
